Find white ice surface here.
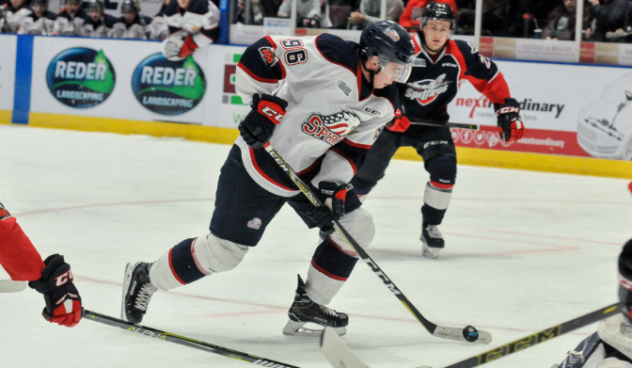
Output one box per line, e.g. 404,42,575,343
1,125,631,368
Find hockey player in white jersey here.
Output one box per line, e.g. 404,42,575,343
53,0,85,36
555,239,632,368
17,0,56,35
122,21,415,336
108,0,152,39
3,0,31,33
79,0,116,38
160,0,220,60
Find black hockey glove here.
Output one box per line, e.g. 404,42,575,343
307,182,349,236
238,93,288,149
28,254,82,328
494,97,525,142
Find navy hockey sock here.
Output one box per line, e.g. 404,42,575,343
169,238,207,284
311,239,358,281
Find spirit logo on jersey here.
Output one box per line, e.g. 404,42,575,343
404,74,450,106
302,111,360,145
258,46,278,68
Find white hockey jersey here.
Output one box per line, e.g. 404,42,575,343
79,14,116,38
235,34,398,197
4,3,31,33
162,0,219,46
557,314,632,368
53,8,86,36
108,15,152,39
17,11,56,35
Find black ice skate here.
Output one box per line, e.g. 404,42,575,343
283,275,348,337
421,223,445,259
121,262,158,324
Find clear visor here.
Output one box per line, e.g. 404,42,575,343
380,59,413,83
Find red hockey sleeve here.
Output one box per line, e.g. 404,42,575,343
467,71,511,105
0,217,45,282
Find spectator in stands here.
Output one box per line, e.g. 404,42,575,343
17,0,56,34
399,0,456,30
349,0,404,30
148,0,170,39
277,0,331,28
246,0,283,25
79,0,116,37
3,0,31,33
542,0,576,40
0,6,7,33
587,0,632,42
53,0,85,35
109,0,152,39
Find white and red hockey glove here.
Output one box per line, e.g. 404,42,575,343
495,98,525,142
162,31,199,61
386,109,411,133
238,93,288,149
28,254,82,328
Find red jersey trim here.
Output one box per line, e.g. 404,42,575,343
237,62,280,84
331,147,357,175
248,147,296,191
342,137,372,150
430,180,454,190
314,34,356,75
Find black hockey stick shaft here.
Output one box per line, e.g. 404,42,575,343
83,309,302,368
443,303,620,368
264,143,488,344
407,119,503,133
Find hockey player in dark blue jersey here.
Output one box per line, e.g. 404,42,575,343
351,3,525,259
122,22,415,337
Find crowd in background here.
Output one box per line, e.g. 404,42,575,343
0,0,172,39
234,0,632,43
3,0,632,42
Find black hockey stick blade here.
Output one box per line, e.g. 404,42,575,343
83,309,303,368
441,303,620,368
264,143,491,345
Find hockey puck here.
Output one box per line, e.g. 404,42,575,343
462,325,479,342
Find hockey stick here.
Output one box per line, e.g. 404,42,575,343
441,303,620,368
320,304,620,368
407,119,503,133
0,280,27,293
264,142,492,345
83,309,302,368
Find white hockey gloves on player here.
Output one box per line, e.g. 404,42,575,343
238,93,288,149
495,98,525,142
162,31,199,61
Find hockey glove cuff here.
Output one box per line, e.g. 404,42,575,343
28,254,82,328
495,98,524,142
386,109,411,133
238,94,288,149
308,182,349,235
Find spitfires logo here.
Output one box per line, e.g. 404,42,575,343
46,48,115,108
259,46,278,68
383,28,400,42
131,53,206,115
404,74,450,106
302,111,361,145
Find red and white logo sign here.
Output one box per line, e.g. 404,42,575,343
302,111,360,145
405,74,450,106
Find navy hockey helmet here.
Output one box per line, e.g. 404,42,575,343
421,2,456,30
359,20,415,83
619,239,632,323
86,0,104,12
121,0,140,14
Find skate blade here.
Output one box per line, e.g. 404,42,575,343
120,262,137,322
283,320,346,337
421,243,441,259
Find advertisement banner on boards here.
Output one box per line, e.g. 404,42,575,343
447,60,632,161
30,37,209,125
0,35,17,112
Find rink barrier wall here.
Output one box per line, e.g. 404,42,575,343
2,35,632,180
27,111,632,180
